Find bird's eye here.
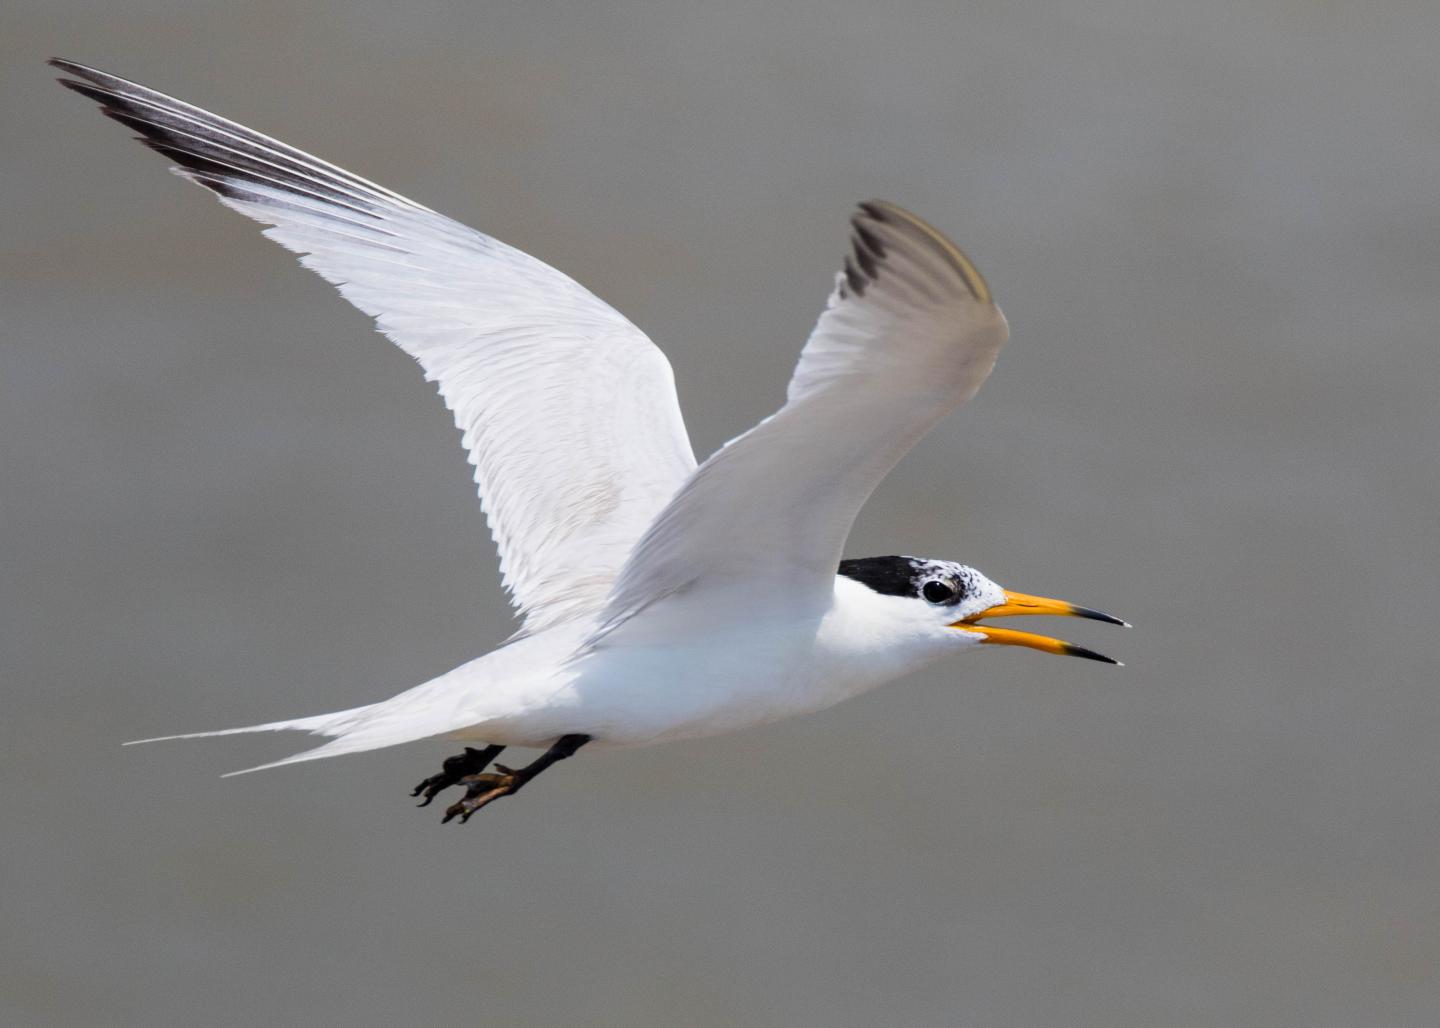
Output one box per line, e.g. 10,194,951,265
922,580,957,604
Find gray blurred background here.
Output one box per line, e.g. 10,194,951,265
4,1,1439,1025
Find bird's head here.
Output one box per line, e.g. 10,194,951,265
836,556,1127,665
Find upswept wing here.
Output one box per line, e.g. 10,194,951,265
52,60,698,633
595,200,1009,637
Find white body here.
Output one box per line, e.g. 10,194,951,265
313,576,984,757
52,61,1058,778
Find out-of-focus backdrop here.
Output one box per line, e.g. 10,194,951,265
4,2,1439,1025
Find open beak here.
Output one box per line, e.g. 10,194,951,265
951,590,1128,665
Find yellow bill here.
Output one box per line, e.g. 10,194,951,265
951,590,1127,664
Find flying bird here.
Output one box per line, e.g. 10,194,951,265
52,59,1126,823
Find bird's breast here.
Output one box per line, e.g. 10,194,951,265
553,592,896,747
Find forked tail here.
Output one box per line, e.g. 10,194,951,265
125,703,387,776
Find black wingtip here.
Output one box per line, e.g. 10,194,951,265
49,57,105,85
842,255,867,297
856,199,891,222
58,79,126,113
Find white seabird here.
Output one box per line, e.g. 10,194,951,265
53,59,1126,821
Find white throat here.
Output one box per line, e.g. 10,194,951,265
809,576,984,703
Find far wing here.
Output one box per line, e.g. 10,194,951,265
595,200,1008,636
53,60,698,633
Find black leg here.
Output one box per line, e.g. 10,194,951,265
442,734,591,824
411,744,505,806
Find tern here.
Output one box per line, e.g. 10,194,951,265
53,59,1126,823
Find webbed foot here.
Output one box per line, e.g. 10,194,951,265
437,733,591,824
410,745,505,807
441,767,522,823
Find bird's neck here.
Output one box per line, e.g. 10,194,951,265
810,576,960,697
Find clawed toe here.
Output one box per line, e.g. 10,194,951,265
411,765,457,806
441,771,518,824
411,775,450,807
410,745,504,807
417,734,590,825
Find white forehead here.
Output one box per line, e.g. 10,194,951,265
903,557,1005,616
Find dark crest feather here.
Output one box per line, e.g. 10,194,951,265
837,556,923,598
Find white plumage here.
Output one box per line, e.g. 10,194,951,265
53,60,1121,812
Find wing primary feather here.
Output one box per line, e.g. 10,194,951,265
51,59,420,210
857,199,992,303
57,80,392,219
850,233,879,278
842,255,867,297
851,220,887,261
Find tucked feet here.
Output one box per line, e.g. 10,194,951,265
411,744,505,807
439,733,591,824
442,767,522,823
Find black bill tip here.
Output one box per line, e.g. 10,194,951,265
1070,604,1131,628
1063,643,1124,666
